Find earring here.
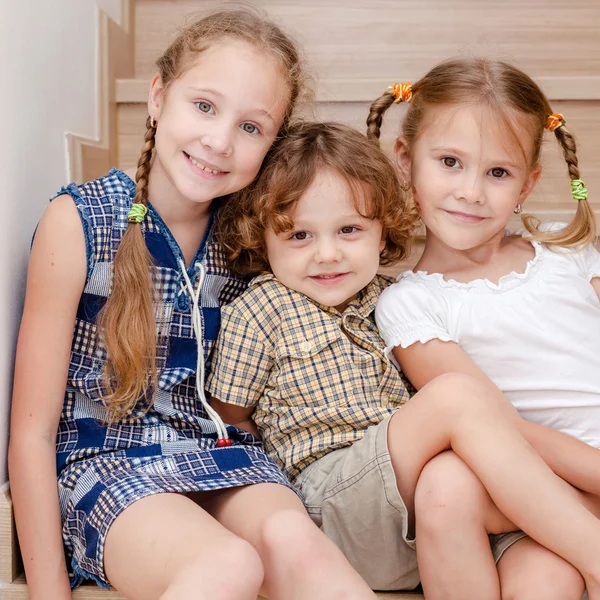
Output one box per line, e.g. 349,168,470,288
150,116,157,128
513,204,522,214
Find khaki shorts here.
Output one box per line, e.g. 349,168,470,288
296,414,419,591
296,414,557,591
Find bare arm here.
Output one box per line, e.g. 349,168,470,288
394,339,600,496
210,398,259,438
8,195,87,599
591,276,600,301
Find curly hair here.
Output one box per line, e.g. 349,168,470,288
218,121,419,276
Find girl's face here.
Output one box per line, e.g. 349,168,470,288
265,169,385,312
148,40,290,209
398,104,541,252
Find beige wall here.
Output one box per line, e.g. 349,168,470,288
0,0,106,484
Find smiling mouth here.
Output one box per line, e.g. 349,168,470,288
444,210,486,223
184,152,226,175
309,273,349,285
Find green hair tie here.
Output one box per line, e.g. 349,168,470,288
127,203,148,223
570,179,588,201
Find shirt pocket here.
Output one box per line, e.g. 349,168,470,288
274,322,345,407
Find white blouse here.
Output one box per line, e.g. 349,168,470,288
376,226,600,448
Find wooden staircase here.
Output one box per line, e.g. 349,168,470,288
4,0,600,597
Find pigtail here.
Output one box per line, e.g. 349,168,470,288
366,92,396,144
98,116,158,422
523,125,596,248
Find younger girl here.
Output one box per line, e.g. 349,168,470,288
208,120,600,595
371,59,600,600
8,9,378,600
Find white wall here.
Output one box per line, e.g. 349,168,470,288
0,0,104,483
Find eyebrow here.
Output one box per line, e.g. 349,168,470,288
431,146,520,168
188,87,276,124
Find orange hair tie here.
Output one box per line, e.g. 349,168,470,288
545,113,565,132
388,82,413,104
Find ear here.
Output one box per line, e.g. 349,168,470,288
519,163,543,205
379,234,386,254
148,73,166,121
393,137,412,183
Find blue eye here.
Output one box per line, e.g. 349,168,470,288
241,123,259,135
490,167,509,178
340,226,358,234
196,101,213,113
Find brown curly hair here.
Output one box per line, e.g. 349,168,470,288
218,121,418,276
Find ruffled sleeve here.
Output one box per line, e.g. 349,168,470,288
375,275,456,355
533,222,600,281
574,243,600,281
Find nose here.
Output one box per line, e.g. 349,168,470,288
455,171,485,204
200,122,234,157
314,236,342,263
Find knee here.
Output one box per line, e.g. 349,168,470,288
421,372,499,420
260,509,328,569
415,451,487,532
162,535,263,600
501,568,584,600
500,557,585,600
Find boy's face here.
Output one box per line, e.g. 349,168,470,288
265,169,384,311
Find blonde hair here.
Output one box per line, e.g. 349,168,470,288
218,121,418,275
99,8,306,421
367,58,596,248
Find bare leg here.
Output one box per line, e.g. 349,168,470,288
104,493,263,600
385,373,600,596
201,482,377,600
414,451,511,600
498,538,585,600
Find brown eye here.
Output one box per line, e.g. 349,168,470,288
291,231,308,240
491,167,508,178
340,226,357,234
442,157,458,168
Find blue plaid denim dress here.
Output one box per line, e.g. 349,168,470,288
54,169,292,589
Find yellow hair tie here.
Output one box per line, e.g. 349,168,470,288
570,179,588,201
545,113,565,132
127,203,148,224
388,82,413,104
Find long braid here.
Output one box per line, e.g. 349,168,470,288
134,116,156,206
524,125,596,247
98,8,305,422
98,118,158,422
366,92,396,144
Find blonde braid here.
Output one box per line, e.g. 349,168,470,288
97,116,158,422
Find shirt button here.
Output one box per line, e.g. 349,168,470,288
300,341,312,353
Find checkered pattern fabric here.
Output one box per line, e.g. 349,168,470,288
207,274,411,484
53,170,292,590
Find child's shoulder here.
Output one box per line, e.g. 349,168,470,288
52,168,136,214
224,273,300,316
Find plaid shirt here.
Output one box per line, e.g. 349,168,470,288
207,273,411,483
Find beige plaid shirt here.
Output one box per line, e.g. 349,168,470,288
207,274,410,484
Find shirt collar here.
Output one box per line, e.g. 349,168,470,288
249,273,394,318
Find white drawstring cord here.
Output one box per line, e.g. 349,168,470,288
178,258,230,445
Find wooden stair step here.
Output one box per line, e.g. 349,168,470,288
0,575,423,599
